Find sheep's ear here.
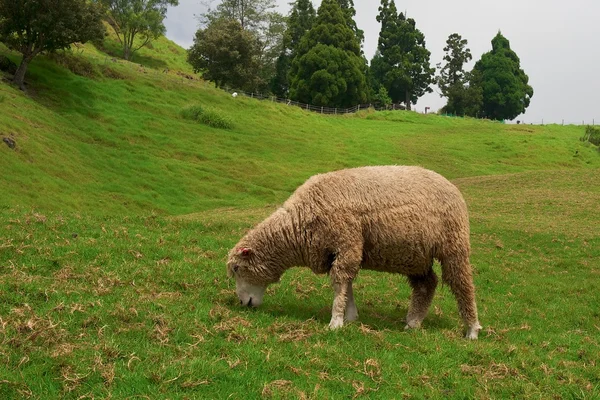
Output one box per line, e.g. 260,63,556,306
238,247,252,257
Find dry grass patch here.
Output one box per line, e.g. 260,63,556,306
268,321,315,342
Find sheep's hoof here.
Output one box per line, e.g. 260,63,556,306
329,318,344,330
465,323,482,340
345,309,359,322
404,320,421,330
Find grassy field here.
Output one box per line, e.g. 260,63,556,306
1,35,600,399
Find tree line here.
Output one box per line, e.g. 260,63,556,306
188,0,533,120
0,0,534,120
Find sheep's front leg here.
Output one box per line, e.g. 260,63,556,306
329,281,349,329
345,281,358,322
328,280,359,329
328,235,362,330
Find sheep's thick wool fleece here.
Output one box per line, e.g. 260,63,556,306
237,166,470,283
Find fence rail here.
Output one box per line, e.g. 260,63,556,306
224,88,407,115
223,89,600,124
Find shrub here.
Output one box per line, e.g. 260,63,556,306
581,126,600,147
0,55,17,75
180,105,204,121
47,51,100,78
180,105,233,130
198,108,233,129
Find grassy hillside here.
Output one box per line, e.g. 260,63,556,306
1,35,599,399
1,36,599,216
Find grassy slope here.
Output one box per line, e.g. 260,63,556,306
1,40,599,215
1,36,599,399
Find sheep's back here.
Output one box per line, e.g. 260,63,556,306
286,166,466,217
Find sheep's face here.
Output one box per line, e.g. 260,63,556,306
234,278,266,308
227,247,273,308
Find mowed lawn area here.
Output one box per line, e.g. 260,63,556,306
1,39,599,398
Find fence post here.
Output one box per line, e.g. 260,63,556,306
321,106,323,114
358,105,360,112
335,108,337,115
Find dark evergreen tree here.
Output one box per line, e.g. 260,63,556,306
288,0,367,108
271,0,315,97
472,32,533,120
285,0,316,56
442,78,483,117
336,0,363,45
371,0,434,110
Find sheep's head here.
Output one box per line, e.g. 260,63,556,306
227,246,278,308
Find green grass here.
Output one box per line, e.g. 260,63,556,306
1,35,599,399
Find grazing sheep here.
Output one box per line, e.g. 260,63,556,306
227,166,482,339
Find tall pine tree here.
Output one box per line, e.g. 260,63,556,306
289,0,367,107
436,33,472,97
371,0,434,109
436,33,482,116
270,0,315,97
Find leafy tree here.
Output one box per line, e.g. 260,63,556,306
436,33,482,116
371,0,434,110
0,0,105,89
472,32,533,120
257,11,286,89
187,18,262,91
201,0,284,93
271,0,316,97
289,0,367,107
200,0,276,32
99,0,178,61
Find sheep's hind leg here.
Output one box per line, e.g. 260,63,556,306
345,281,358,322
441,257,481,339
405,269,438,330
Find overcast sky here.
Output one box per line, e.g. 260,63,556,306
165,0,600,124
